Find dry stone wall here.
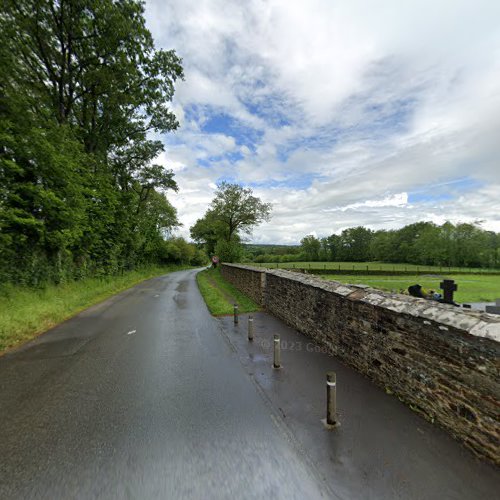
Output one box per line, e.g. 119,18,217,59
221,263,500,465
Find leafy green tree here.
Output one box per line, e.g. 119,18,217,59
338,226,373,261
190,211,224,257
214,239,243,264
325,234,341,261
300,235,321,261
0,0,183,284
190,182,272,262
369,230,396,262
209,182,272,242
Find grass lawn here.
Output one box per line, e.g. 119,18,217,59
0,265,191,354
196,267,260,316
251,261,500,273
320,274,500,303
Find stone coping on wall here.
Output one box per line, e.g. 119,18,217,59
221,263,267,273
227,265,500,343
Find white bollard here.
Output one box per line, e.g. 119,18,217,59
248,316,254,341
233,304,239,324
326,372,337,426
273,335,281,368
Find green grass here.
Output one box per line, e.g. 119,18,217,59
320,274,500,303
196,268,260,316
0,265,191,354
251,261,500,273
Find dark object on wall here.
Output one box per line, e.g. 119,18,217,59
408,284,425,298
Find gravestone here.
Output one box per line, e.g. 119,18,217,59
485,298,500,315
440,279,457,304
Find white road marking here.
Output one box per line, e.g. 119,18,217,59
127,330,137,335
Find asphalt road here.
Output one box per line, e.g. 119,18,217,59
0,270,330,499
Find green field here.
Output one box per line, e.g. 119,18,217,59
196,268,260,316
320,274,499,303
251,261,500,273
244,261,499,302
0,265,191,354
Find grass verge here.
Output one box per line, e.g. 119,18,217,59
0,265,190,354
320,274,500,303
196,267,260,316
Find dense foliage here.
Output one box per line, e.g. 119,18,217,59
0,0,201,285
247,222,500,268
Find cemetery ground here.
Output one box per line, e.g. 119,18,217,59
196,267,260,315
252,261,500,303
0,265,193,354
320,273,499,303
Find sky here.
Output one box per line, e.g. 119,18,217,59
144,0,500,244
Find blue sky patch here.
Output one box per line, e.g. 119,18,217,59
408,177,484,204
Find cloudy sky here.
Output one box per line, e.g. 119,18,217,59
144,0,500,244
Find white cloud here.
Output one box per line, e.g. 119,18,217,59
145,0,500,244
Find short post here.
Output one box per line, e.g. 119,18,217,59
233,304,239,324
326,371,337,426
273,335,281,368
248,315,254,341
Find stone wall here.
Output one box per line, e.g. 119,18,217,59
220,263,266,305
221,264,500,465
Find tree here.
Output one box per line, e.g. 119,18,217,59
190,182,272,262
190,210,224,256
338,226,373,261
209,182,272,242
300,235,321,261
0,0,183,284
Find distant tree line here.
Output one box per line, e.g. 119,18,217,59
0,1,204,286
248,222,500,268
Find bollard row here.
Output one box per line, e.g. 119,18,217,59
234,313,338,427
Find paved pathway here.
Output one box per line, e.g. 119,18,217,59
218,312,500,499
0,270,328,499
1,269,498,499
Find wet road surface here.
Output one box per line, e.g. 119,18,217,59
0,270,330,499
218,313,500,500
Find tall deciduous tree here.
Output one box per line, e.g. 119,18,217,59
0,0,184,284
190,182,272,262
209,182,272,242
300,235,321,261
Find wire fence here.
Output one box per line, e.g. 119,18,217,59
249,262,500,275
